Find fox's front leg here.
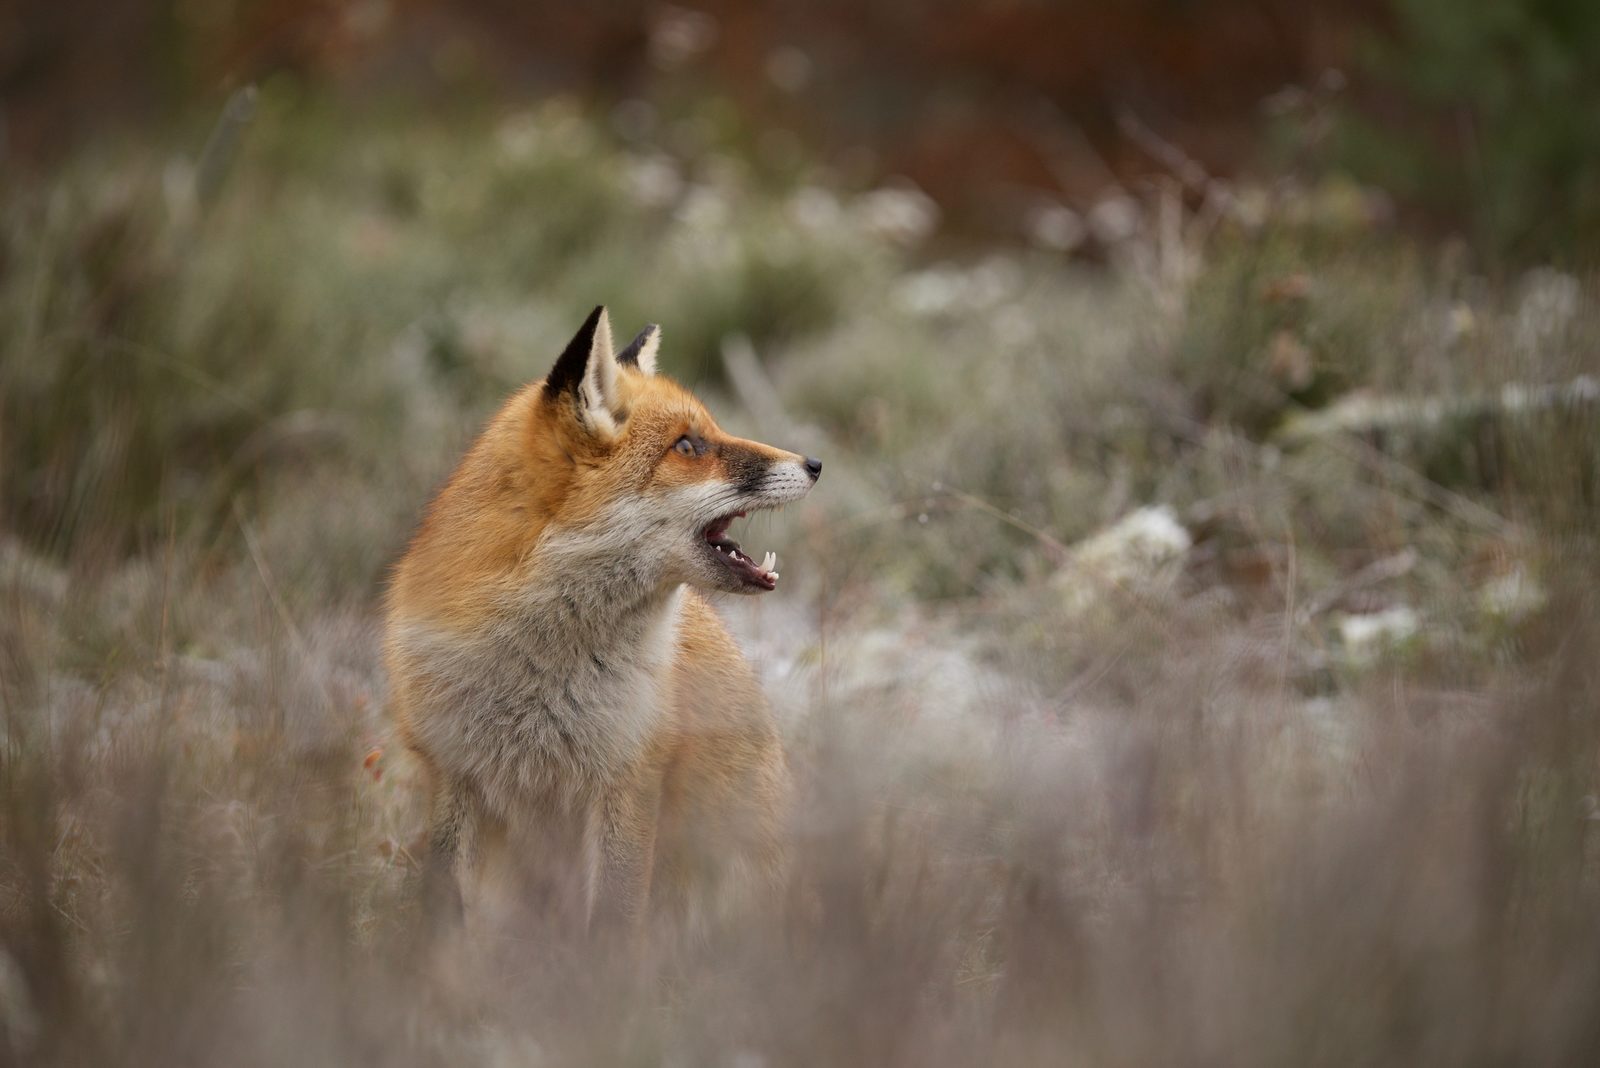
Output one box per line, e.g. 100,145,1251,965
589,773,663,934
422,773,479,926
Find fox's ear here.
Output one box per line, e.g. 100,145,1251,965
616,324,660,376
544,305,621,434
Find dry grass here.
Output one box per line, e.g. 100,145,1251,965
3,96,1600,1065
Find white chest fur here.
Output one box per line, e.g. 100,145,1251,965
395,578,682,819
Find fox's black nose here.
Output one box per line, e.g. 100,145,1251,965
803,456,823,480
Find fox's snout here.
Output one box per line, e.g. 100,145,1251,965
715,436,820,504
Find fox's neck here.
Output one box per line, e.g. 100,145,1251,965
501,508,684,670
510,565,680,669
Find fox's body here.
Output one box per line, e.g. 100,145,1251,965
384,308,818,930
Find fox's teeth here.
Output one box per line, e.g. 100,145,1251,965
770,572,779,581
760,551,775,573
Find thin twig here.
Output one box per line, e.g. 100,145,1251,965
234,500,338,711
1299,548,1421,621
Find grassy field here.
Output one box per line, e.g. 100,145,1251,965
4,94,1600,1065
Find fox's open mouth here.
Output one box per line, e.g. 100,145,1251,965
702,511,779,591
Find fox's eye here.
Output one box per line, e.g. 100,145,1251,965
674,436,697,457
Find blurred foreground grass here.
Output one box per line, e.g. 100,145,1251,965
3,94,1600,1066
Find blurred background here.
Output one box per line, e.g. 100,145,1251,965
4,3,1600,1066
8,0,1600,259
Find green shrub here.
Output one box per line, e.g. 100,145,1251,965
1340,0,1600,263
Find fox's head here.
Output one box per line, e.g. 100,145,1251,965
526,306,821,596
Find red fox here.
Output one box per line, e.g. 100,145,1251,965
384,306,820,932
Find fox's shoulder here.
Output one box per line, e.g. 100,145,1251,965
674,590,753,672
669,590,766,716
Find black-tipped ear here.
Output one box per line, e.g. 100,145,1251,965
544,305,606,400
616,323,661,374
